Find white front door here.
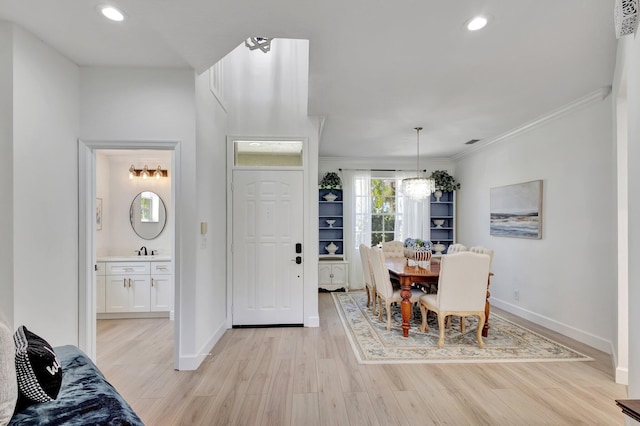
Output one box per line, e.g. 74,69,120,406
232,170,304,325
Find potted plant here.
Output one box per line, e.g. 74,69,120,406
319,172,342,201
319,172,342,189
429,170,460,201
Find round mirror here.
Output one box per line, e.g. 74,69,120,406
129,191,167,240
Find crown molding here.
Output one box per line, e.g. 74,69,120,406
451,86,612,161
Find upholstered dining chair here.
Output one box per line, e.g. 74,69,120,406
359,244,377,314
419,251,491,348
381,240,404,259
447,243,467,254
469,246,494,270
369,247,424,331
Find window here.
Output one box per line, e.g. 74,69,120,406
371,178,401,245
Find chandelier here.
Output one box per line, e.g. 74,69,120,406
402,127,435,201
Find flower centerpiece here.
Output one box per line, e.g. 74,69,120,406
429,170,461,201
403,238,433,268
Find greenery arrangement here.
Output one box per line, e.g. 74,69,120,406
430,170,461,192
319,172,342,189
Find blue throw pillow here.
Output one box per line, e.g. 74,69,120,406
13,326,62,407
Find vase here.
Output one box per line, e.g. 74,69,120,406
413,246,432,268
323,192,338,202
325,242,338,255
432,243,446,255
434,190,443,202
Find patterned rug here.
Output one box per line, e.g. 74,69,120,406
332,292,592,364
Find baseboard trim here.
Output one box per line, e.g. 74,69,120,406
491,298,613,354
305,315,320,328
177,321,227,371
616,366,629,385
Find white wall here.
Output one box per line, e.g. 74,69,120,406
12,25,80,345
79,67,201,368
622,31,640,398
454,95,616,353
224,39,320,327
0,22,13,326
194,69,228,354
96,153,173,257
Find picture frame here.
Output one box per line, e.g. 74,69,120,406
490,180,542,239
96,198,103,231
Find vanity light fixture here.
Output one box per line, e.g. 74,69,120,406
101,6,125,22
128,165,168,180
467,16,488,31
402,127,435,201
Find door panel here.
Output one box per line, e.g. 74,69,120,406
233,170,304,325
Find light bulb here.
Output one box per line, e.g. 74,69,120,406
128,165,136,179
101,6,124,22
154,166,163,179
141,165,150,179
467,16,488,31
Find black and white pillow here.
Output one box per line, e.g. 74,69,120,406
13,326,62,404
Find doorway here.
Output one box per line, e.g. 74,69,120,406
78,139,180,369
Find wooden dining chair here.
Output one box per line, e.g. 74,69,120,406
369,247,424,331
359,244,377,314
419,252,491,348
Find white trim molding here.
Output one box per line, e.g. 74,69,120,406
452,87,613,161
491,298,613,354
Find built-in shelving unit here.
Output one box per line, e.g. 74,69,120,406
318,188,348,291
429,191,456,254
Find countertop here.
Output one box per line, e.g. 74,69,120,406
97,256,172,262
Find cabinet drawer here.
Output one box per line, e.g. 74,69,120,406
105,262,150,275
150,262,172,275
96,262,106,276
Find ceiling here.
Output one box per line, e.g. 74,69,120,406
0,0,617,159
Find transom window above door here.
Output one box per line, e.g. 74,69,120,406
234,140,303,167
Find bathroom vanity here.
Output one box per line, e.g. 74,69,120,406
96,256,173,318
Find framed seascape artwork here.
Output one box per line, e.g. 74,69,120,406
490,180,542,239
96,198,103,231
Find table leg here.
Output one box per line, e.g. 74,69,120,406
482,276,491,338
400,278,412,338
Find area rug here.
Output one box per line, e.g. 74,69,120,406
332,292,592,364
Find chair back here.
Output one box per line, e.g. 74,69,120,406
359,244,373,289
368,247,394,298
469,246,494,270
437,252,491,312
381,240,404,259
447,243,467,254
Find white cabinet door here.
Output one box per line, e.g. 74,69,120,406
105,275,130,313
318,264,333,287
331,264,348,288
96,275,106,314
129,276,151,312
150,275,173,311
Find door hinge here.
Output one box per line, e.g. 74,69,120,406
94,264,97,271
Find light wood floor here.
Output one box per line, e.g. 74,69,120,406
97,292,627,425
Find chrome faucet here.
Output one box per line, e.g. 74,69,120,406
139,246,148,256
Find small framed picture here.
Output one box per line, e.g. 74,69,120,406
96,198,103,231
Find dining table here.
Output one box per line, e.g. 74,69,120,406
385,257,493,338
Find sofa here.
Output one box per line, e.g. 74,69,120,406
1,322,143,426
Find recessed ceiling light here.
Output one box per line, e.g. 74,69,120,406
249,142,261,146
101,6,124,22
467,16,488,31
